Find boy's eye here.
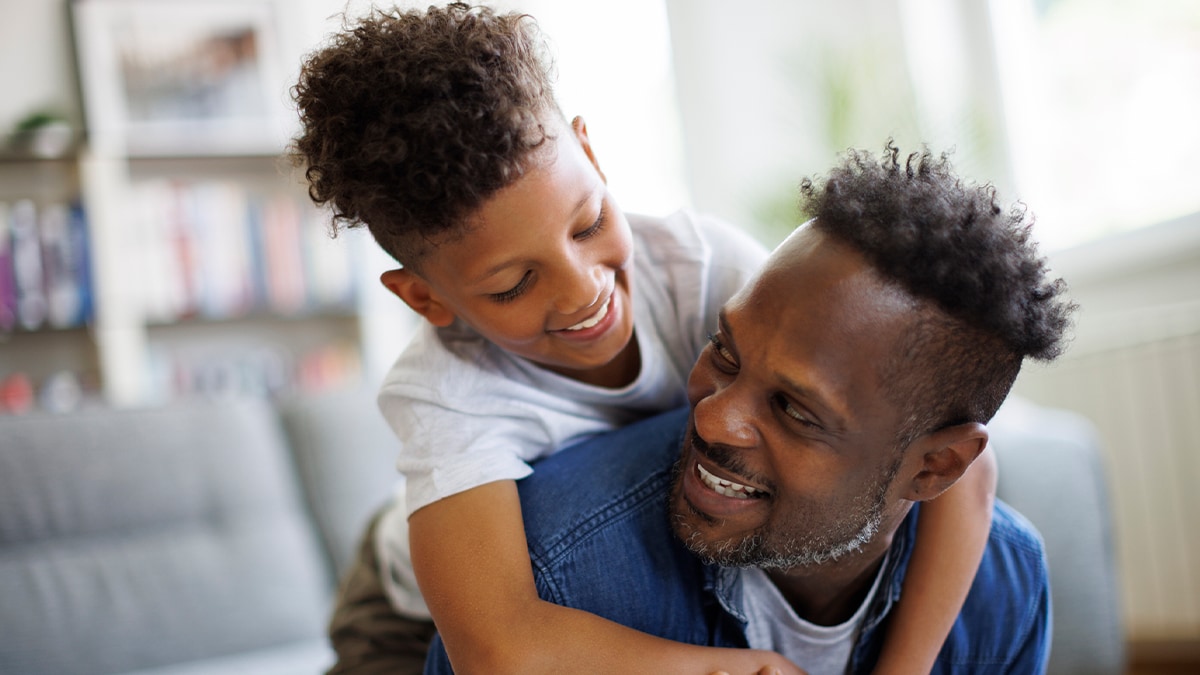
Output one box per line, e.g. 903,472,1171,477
706,333,738,370
489,271,533,303
573,206,607,241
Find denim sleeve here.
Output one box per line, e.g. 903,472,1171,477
518,407,715,644
929,501,1053,674
991,501,1052,674
422,408,710,674
1007,566,1052,674
423,634,452,675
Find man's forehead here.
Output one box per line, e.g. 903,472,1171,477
727,229,920,424
757,225,917,314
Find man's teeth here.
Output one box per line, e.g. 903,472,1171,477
697,463,763,499
564,297,610,331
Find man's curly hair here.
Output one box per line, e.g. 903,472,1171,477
800,142,1077,445
289,3,560,266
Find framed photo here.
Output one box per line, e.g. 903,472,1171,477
71,0,292,157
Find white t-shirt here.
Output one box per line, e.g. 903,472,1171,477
740,554,889,675
377,209,769,516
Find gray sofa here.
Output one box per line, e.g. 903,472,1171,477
0,391,1124,674
0,389,398,675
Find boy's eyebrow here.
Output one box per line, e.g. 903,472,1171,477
471,188,601,284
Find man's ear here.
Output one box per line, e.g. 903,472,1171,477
571,115,607,183
900,422,989,501
379,269,456,327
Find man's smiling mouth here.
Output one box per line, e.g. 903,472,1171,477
696,462,765,499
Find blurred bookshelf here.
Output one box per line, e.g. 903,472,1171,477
0,147,368,415
0,0,385,416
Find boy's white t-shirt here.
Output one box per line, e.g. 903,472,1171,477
374,209,767,616
377,209,769,515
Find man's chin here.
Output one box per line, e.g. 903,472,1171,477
668,478,765,567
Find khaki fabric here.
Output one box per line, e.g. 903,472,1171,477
327,508,436,675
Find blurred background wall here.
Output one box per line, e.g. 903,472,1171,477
1,0,1197,669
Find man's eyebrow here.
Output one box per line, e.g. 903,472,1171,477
778,371,851,433
720,309,846,429
717,311,736,352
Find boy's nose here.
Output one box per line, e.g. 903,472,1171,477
555,266,605,315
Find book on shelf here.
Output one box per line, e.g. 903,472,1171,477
0,199,95,333
10,199,47,331
40,201,93,329
0,202,16,331
0,198,96,333
131,179,357,324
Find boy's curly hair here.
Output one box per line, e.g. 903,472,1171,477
289,3,559,266
800,142,1076,443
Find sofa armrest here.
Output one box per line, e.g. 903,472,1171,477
277,387,400,582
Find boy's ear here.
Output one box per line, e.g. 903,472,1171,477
379,269,456,327
899,422,989,501
571,115,607,183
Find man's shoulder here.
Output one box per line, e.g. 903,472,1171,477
517,406,688,551
972,499,1049,616
932,499,1051,672
515,407,714,643
988,499,1048,560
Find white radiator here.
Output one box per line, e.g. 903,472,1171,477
1012,330,1200,641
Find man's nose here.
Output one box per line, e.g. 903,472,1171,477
692,379,759,449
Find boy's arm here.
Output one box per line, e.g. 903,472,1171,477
871,444,998,674
409,479,806,675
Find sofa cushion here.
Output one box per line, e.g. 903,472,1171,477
991,397,1125,675
119,639,332,675
0,399,333,675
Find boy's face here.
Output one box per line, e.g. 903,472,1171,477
383,118,638,388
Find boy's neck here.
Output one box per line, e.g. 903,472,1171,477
546,331,641,388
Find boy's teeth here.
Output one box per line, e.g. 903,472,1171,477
564,296,610,331
696,463,762,499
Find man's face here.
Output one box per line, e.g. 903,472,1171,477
670,226,921,570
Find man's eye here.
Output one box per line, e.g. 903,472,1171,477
707,333,737,366
489,271,533,303
776,394,821,430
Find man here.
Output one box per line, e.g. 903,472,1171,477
337,145,1074,674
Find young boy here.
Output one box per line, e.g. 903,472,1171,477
291,4,996,673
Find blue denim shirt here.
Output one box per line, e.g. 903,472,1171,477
425,407,1051,674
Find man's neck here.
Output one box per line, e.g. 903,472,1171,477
764,530,897,626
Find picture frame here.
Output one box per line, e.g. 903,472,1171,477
70,0,292,157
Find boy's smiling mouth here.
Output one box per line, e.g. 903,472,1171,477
562,296,611,332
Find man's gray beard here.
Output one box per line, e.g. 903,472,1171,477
671,455,900,570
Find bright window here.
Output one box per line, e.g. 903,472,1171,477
991,0,1200,251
